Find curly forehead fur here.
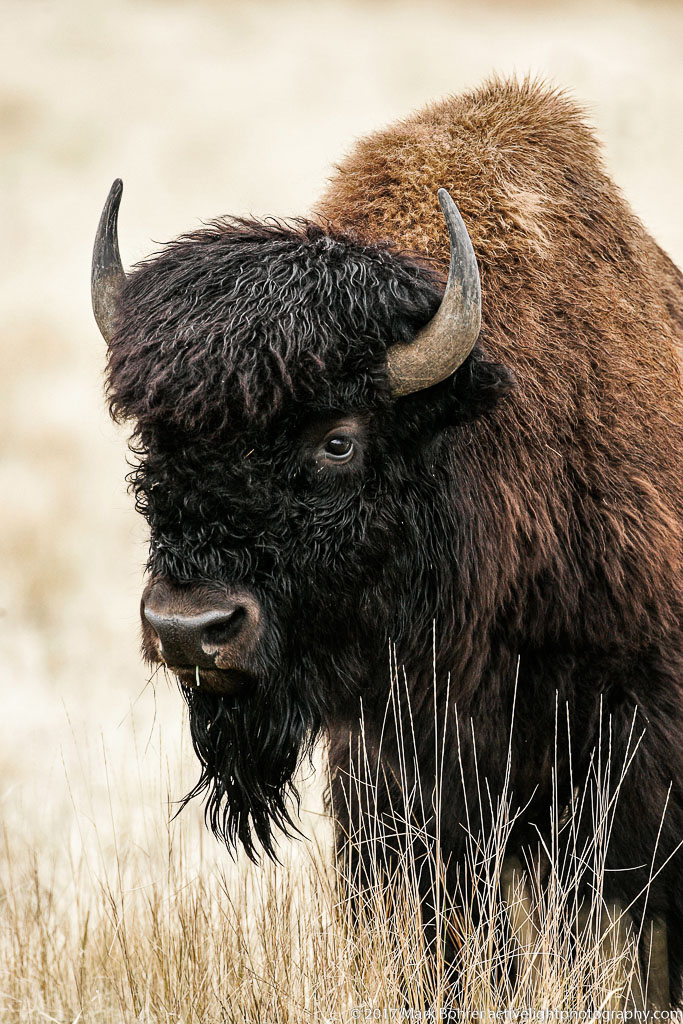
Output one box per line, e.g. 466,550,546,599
107,219,443,434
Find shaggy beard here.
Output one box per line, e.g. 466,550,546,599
179,685,320,860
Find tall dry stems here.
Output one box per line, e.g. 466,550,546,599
2,658,671,1022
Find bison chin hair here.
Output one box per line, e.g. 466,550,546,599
178,684,321,861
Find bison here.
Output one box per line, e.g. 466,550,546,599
92,79,682,1003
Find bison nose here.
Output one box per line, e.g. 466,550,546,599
143,606,244,668
141,587,261,672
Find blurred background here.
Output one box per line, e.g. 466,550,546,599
2,0,682,870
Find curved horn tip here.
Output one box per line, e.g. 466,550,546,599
437,186,453,210
437,187,462,223
107,178,123,213
101,178,124,232
107,177,123,199
437,187,472,247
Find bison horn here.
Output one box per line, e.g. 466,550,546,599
91,178,127,345
386,188,481,397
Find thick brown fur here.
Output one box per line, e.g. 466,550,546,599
313,77,683,732
316,81,683,631
315,78,683,997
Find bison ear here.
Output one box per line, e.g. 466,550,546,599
439,349,514,425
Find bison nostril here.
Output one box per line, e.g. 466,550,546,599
202,607,246,649
142,597,258,670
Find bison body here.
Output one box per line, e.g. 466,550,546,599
99,80,683,1000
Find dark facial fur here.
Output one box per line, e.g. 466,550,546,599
108,218,512,859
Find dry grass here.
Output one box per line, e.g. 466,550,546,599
1,667,670,1022
2,0,682,1020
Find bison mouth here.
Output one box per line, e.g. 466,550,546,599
171,664,255,696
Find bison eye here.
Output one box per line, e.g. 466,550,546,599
323,436,354,463
302,416,365,471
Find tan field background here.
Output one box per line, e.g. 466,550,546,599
1,0,682,1018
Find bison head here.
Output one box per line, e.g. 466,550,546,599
93,181,512,858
